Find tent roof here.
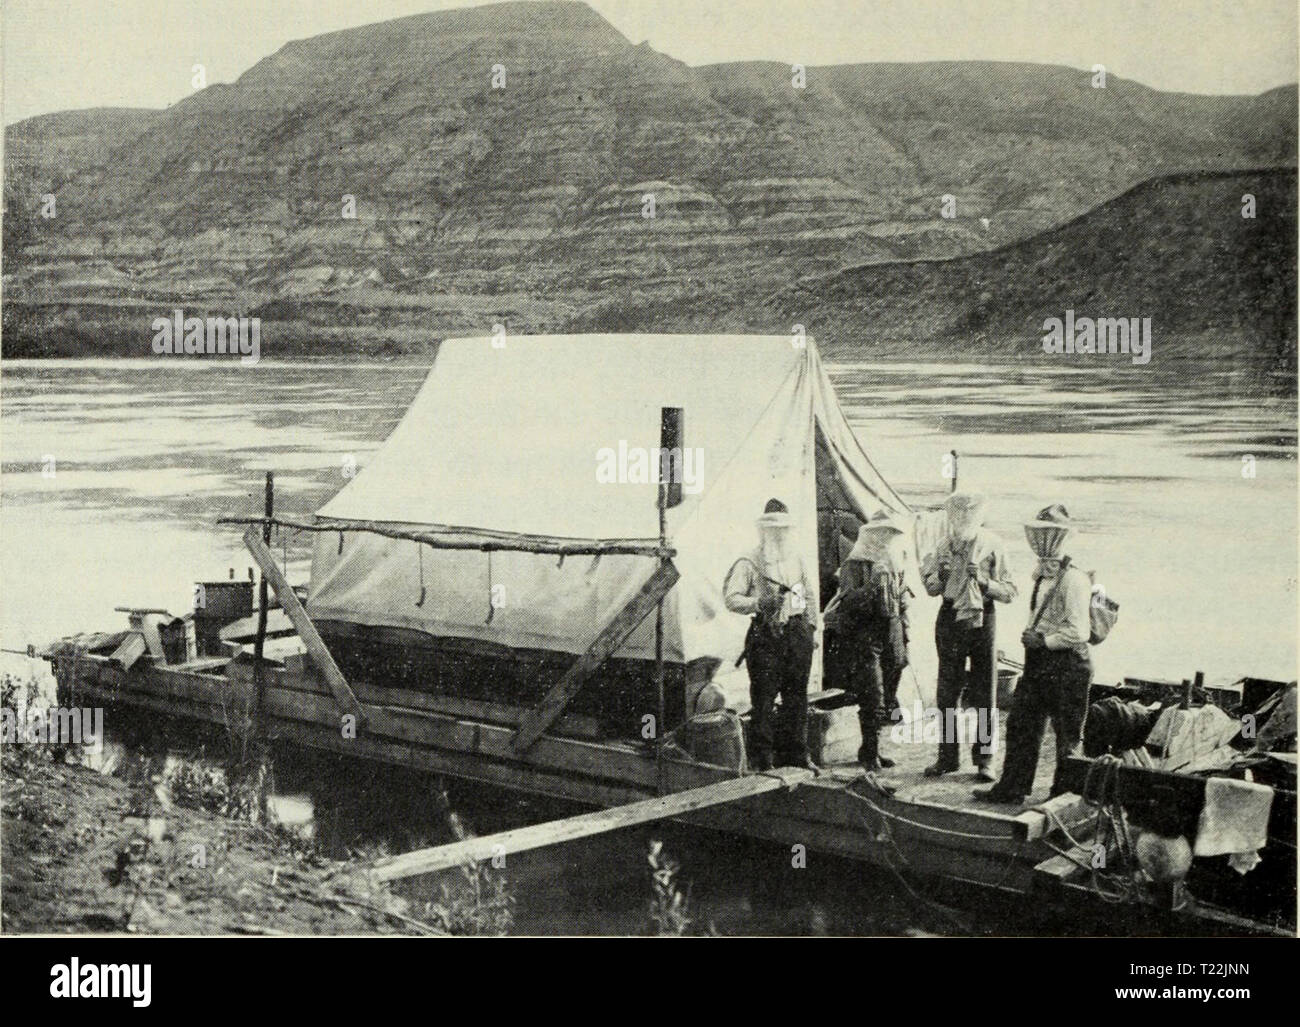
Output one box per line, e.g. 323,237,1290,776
317,333,905,540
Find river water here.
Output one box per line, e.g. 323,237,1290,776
2,356,1294,934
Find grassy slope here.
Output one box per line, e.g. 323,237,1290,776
0,751,433,935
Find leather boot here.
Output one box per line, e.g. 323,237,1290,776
875,723,896,768
858,722,883,771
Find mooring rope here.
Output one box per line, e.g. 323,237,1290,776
842,787,977,932
1037,754,1141,904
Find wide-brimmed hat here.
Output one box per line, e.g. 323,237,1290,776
757,497,792,529
1024,503,1072,556
860,508,904,536
848,513,904,562
1025,503,1072,529
945,491,986,518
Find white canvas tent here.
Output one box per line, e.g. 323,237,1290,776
306,334,918,701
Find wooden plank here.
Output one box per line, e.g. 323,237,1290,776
794,777,1034,856
128,668,253,710
1057,756,1208,815
262,688,657,786
1033,845,1092,885
1015,791,1095,843
682,798,1035,893
374,689,604,740
76,680,252,731
372,770,814,882
243,526,364,725
109,633,149,670
269,718,649,810
271,663,605,740
513,560,679,752
221,515,674,559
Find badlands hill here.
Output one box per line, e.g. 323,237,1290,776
3,0,1295,359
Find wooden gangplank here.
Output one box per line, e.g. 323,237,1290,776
371,767,814,882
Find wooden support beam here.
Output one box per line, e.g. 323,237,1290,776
272,664,607,740
221,516,674,559
512,560,679,753
243,526,364,725
371,769,813,882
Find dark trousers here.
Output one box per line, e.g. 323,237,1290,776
999,646,1092,797
844,619,905,755
934,600,997,769
746,622,814,768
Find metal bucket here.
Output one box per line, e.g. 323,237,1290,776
997,667,1021,706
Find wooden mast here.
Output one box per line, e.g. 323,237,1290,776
654,450,668,793
654,407,683,793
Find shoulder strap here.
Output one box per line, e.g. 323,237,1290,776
1029,557,1072,631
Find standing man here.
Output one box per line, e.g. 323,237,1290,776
975,505,1093,804
825,510,911,773
725,498,819,772
921,492,1017,780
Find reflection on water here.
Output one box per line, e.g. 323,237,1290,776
1,355,1295,934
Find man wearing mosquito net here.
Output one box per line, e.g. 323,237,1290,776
724,498,819,773
975,504,1094,805
920,492,1018,780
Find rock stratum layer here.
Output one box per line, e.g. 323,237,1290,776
3,0,1295,365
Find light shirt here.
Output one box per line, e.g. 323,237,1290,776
1030,564,1092,655
921,528,1017,625
724,546,815,626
